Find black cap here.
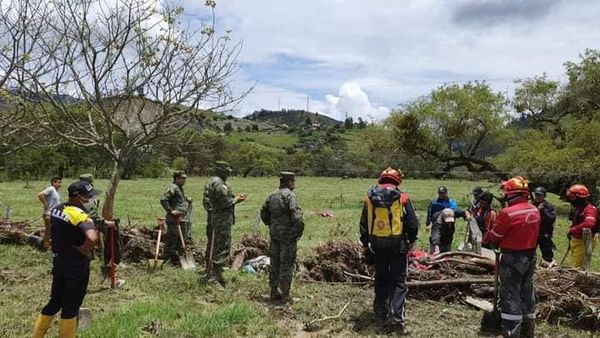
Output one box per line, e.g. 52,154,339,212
68,181,101,198
472,186,484,195
438,186,448,194
480,192,494,204
533,187,546,196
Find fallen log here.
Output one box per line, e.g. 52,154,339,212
426,258,495,270
342,271,494,287
407,278,494,288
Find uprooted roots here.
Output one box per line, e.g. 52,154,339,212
302,240,600,331
231,235,269,270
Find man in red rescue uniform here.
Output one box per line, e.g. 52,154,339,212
483,176,540,338
565,184,598,269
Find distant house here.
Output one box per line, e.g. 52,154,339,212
311,121,321,130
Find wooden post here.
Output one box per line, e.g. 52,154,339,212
582,228,593,271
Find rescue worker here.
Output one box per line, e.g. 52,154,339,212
565,184,598,269
426,186,458,227
429,208,468,255
203,161,246,285
260,171,304,303
359,167,419,332
469,186,484,212
483,176,540,338
532,187,557,266
473,192,498,247
37,176,62,249
160,171,192,265
32,181,100,338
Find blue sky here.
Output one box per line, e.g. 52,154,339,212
178,0,600,120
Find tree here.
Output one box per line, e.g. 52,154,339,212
0,0,51,153
513,76,567,141
344,116,354,129
356,117,367,129
12,0,243,220
389,82,508,174
223,122,233,133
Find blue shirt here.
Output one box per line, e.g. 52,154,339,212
426,198,458,225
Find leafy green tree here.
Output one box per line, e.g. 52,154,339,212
389,82,508,173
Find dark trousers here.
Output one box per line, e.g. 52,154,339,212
373,247,408,325
165,220,189,261
269,238,298,295
499,251,536,338
41,260,90,319
537,235,554,262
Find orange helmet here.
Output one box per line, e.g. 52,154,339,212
379,167,403,185
500,176,529,196
566,184,590,199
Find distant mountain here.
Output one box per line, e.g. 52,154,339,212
244,109,342,127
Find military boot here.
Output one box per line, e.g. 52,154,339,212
270,287,283,303
280,286,292,304
521,319,535,338
215,267,227,287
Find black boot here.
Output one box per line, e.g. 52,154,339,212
521,319,534,338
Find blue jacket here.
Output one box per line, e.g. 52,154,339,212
426,198,458,225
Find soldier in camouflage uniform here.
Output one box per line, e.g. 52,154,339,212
203,161,246,285
160,171,192,265
260,172,304,303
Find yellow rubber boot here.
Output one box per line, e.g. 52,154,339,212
58,318,77,338
32,314,53,338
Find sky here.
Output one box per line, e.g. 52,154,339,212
178,0,600,121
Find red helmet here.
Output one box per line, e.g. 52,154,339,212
566,184,590,199
500,176,529,196
379,167,403,185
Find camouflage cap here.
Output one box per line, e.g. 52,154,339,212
214,161,231,169
173,171,187,179
280,171,295,180
79,173,94,183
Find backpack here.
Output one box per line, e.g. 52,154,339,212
365,185,405,247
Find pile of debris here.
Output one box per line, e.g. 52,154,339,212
231,235,269,270
0,219,41,247
120,226,160,262
302,240,600,331
535,269,600,331
302,240,371,282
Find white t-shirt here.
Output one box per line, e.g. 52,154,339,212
42,186,61,216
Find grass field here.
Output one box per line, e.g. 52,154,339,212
0,177,597,337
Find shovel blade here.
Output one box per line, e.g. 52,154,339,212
147,259,164,273
180,254,196,270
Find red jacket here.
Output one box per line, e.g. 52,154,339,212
569,203,598,238
483,199,540,251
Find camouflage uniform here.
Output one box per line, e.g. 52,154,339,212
160,182,190,263
203,162,237,281
260,172,304,301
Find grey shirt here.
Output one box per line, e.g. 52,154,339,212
42,186,61,215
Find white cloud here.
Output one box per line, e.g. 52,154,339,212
176,0,600,116
324,82,390,121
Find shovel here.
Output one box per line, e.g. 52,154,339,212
176,216,196,270
481,249,501,332
147,218,165,273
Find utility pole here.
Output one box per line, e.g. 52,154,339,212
306,93,310,112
